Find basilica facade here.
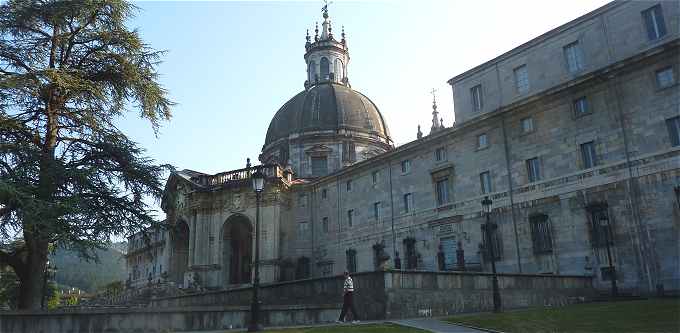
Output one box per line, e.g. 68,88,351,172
127,1,680,295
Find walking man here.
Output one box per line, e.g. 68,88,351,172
337,270,359,323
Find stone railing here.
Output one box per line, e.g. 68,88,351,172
191,164,284,188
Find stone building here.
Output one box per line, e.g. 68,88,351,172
131,1,679,295
125,225,169,288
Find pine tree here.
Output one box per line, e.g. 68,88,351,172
0,0,173,309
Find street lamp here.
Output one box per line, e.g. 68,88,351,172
248,167,265,332
41,260,57,310
481,196,501,313
599,216,618,297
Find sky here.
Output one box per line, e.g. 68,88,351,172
118,0,612,208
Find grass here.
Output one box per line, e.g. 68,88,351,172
446,298,680,333
264,323,427,333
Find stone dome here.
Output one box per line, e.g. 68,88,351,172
263,82,391,148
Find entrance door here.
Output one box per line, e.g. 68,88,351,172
223,215,252,285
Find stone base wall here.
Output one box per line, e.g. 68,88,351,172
0,304,341,333
383,270,596,319
0,271,595,333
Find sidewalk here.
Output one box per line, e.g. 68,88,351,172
178,318,493,333
392,318,492,333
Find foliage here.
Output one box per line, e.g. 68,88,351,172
0,266,19,309
0,0,173,309
46,284,60,309
100,279,123,296
446,298,680,333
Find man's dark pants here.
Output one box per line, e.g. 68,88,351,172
339,291,358,321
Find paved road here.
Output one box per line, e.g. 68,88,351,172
392,318,491,333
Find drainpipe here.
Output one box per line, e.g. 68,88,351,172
388,160,397,260
501,116,522,273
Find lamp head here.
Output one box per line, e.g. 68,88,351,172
251,169,265,193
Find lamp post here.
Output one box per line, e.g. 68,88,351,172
600,216,618,297
41,260,57,310
481,196,501,313
248,167,265,332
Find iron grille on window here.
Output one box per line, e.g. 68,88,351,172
346,249,357,273
403,237,418,270
588,203,613,248
481,223,502,260
529,214,553,254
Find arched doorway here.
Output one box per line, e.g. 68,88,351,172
171,220,190,284
222,214,253,286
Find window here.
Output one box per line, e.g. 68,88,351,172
346,249,357,273
311,156,328,177
346,180,352,192
526,157,541,182
373,202,381,221
372,170,379,185
529,214,553,254
322,217,329,233
601,267,616,281
477,133,488,149
308,60,316,81
403,238,417,269
297,221,309,239
403,193,413,213
401,159,411,173
563,41,584,73
298,193,307,207
589,204,613,248
321,188,327,199
481,224,502,260
642,5,667,41
295,257,311,279
436,178,449,206
521,117,534,134
480,171,492,194
666,116,680,147
573,96,589,117
435,147,446,161
514,65,529,94
581,141,598,169
347,209,354,227
656,67,675,89
320,57,330,79
342,141,356,162
471,84,483,111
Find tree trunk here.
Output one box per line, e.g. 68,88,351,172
16,238,48,310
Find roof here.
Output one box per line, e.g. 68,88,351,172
264,82,391,147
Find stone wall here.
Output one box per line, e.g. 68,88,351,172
151,270,594,320
383,270,595,319
0,271,595,332
0,304,339,333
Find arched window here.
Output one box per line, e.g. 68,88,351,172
308,60,316,82
320,57,330,80
334,59,344,80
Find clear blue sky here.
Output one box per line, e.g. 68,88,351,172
118,0,610,212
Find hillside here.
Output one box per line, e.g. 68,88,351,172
50,243,127,293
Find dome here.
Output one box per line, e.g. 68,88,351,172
264,82,391,148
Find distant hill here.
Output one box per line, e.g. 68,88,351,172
50,243,127,293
